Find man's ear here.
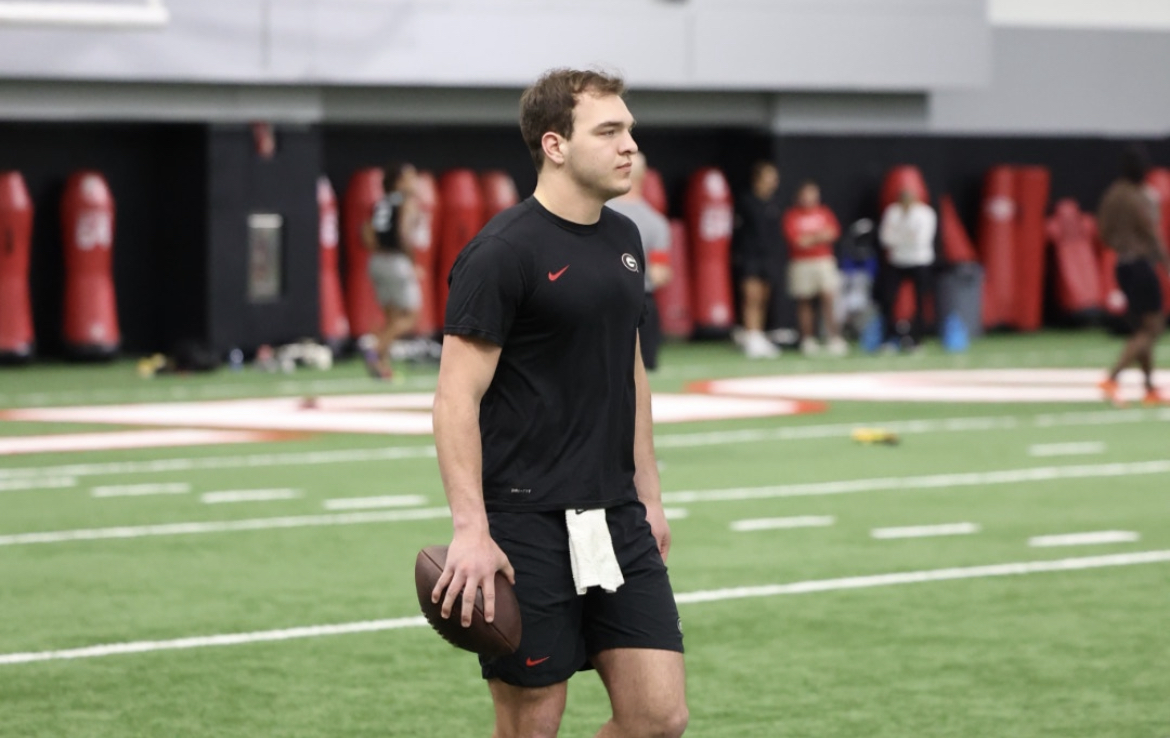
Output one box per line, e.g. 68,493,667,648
542,132,567,167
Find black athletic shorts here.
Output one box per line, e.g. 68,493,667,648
1116,258,1164,320
479,500,684,688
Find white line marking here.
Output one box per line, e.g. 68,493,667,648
0,429,273,456
0,477,76,492
1028,442,1106,457
664,508,688,520
673,550,1170,604
91,483,191,498
0,445,437,484
730,516,836,532
1,408,1167,484
0,508,452,547
871,522,981,539
1029,531,1140,547
200,489,301,504
0,616,429,665
3,550,1168,666
323,495,428,510
662,460,1170,504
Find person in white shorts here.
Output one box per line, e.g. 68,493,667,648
783,181,847,356
361,162,422,379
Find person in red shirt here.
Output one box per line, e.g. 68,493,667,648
783,181,847,356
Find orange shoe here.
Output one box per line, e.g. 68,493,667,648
1098,378,1124,407
1143,388,1164,406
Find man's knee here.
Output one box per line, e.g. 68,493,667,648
614,701,689,738
490,681,566,738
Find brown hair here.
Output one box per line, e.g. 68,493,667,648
519,68,626,171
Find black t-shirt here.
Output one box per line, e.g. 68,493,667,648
444,197,647,513
734,191,785,262
371,192,404,252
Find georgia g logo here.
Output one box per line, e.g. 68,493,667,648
621,253,639,273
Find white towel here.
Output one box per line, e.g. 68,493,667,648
565,509,625,595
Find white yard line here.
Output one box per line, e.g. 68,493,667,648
0,445,437,483
92,483,190,498
2,550,1168,666
664,508,688,520
672,550,1170,604
730,516,836,532
2,460,1168,547
0,508,452,547
662,460,1170,504
201,489,302,504
1028,442,1106,457
0,408,1166,484
0,477,75,492
323,495,429,511
1029,531,1140,547
871,523,981,539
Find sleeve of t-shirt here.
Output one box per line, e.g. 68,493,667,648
444,235,529,346
782,209,801,246
824,208,841,241
645,212,672,266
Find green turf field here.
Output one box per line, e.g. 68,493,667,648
1,333,1168,737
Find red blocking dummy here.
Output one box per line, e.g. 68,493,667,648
317,176,350,346
479,171,519,227
978,166,1017,329
1012,166,1051,331
880,165,930,210
410,171,440,336
0,172,34,359
685,168,735,333
643,168,668,216
61,171,120,356
1046,199,1102,318
939,195,978,263
342,168,386,337
436,170,483,322
654,219,694,339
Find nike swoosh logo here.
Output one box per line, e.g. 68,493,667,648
526,656,551,667
548,265,569,281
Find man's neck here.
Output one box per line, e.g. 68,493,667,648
533,173,605,225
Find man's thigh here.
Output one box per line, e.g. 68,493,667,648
583,502,684,656
481,510,589,688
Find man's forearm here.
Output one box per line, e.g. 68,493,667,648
632,347,662,507
433,393,489,532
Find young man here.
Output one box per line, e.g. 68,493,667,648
878,188,937,350
361,162,421,380
431,69,688,738
607,152,672,370
783,181,847,356
1097,145,1169,406
732,162,783,358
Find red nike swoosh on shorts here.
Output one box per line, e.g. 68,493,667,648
548,266,569,281
526,656,551,667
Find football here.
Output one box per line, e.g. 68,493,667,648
414,545,522,657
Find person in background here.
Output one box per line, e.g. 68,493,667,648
878,188,937,350
361,162,421,380
608,152,672,370
731,161,783,358
1097,144,1169,406
783,181,847,356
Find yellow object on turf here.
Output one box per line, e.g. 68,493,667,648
851,427,900,445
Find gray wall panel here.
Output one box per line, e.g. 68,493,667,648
0,0,989,90
930,27,1170,136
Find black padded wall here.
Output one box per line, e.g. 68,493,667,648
204,124,322,354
